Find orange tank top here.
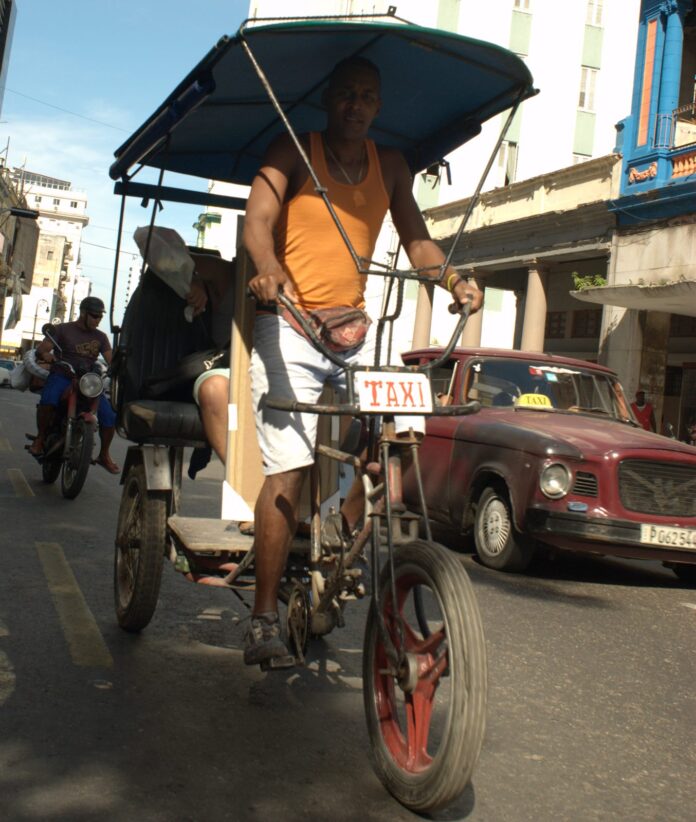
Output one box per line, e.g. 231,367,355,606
274,132,390,311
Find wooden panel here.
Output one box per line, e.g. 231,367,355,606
168,515,253,553
225,248,265,514
224,247,340,521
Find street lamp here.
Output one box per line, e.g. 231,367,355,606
31,298,50,348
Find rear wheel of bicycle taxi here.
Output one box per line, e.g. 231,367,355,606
61,419,94,499
114,462,167,632
362,539,487,813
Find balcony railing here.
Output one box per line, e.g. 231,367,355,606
653,103,696,149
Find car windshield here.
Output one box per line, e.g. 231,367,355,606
0,359,15,370
463,357,634,422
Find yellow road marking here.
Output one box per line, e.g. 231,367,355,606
0,437,11,451
8,468,34,497
36,542,113,668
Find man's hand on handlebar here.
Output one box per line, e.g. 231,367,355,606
450,277,483,314
248,266,297,304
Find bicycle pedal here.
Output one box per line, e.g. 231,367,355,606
260,654,296,671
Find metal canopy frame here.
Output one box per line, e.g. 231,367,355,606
109,12,536,332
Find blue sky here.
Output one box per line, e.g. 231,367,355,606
2,0,250,313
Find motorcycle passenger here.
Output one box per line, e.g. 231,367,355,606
28,296,120,474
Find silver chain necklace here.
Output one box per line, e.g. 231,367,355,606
324,139,366,185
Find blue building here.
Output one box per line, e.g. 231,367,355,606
571,0,696,437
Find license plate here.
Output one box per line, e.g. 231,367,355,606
640,524,696,550
354,370,432,414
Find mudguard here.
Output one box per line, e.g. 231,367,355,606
120,444,172,491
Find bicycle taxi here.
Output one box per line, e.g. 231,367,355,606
107,11,535,812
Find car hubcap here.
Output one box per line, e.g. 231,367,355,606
482,498,511,556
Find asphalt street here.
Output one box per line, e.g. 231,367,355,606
0,387,694,822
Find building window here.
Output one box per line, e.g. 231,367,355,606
46,250,54,260
42,277,49,287
70,200,78,208
514,0,531,10
670,314,696,336
664,366,683,397
34,195,42,204
498,141,519,186
53,198,60,206
545,311,567,339
572,308,602,337
586,0,603,27
578,66,598,111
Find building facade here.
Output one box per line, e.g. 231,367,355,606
1,169,90,352
426,0,696,439
569,0,696,437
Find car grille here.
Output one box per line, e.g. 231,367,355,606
573,471,598,497
619,460,696,516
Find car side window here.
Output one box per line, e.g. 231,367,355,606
430,360,458,406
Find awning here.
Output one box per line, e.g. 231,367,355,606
571,280,696,317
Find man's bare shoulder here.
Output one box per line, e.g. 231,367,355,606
262,132,311,167
375,144,411,190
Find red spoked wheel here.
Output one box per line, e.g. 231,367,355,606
363,540,487,813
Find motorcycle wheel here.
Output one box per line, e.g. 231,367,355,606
363,540,487,813
60,419,94,499
41,435,62,484
114,462,166,632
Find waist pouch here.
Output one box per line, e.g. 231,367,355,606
143,346,229,399
281,306,371,352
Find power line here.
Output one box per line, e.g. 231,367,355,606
2,87,130,132
82,239,137,255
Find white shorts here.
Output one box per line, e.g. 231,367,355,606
250,314,423,476
192,368,230,405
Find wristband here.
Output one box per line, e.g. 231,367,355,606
446,272,460,292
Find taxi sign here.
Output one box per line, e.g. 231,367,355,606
354,370,433,414
516,393,553,408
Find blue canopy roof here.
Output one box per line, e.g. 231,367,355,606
110,20,535,186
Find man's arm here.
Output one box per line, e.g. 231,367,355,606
243,134,299,304
386,150,483,311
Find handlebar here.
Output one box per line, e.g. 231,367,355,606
249,284,476,415
265,396,481,417
249,288,473,375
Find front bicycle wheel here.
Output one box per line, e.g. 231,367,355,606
363,539,487,813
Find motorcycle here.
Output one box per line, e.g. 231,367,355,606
26,332,107,499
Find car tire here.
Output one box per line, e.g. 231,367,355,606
474,486,534,572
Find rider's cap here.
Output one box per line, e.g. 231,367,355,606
80,296,105,315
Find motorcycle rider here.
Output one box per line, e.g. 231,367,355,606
28,296,120,474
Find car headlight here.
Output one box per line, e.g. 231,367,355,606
79,372,104,398
540,463,571,499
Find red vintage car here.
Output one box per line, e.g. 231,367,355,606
402,347,696,582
